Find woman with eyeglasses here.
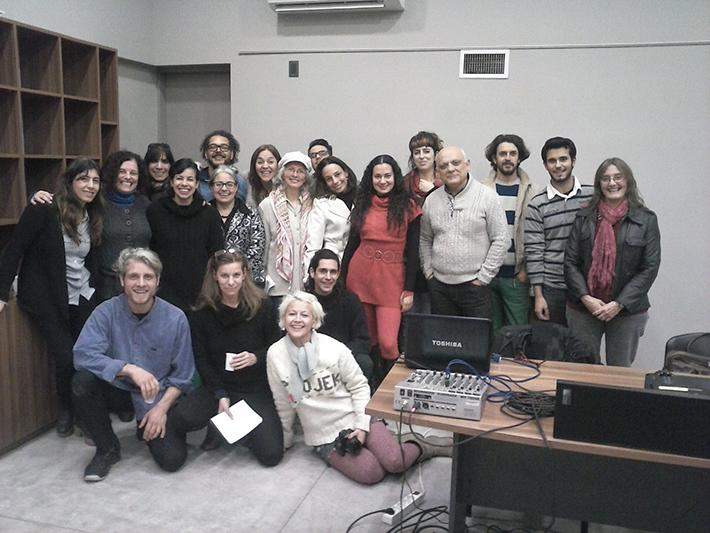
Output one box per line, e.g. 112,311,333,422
188,249,283,464
210,165,266,286
0,159,104,437
144,143,174,202
146,158,224,311
304,156,358,274
342,155,421,383
259,152,314,302
565,157,661,367
246,144,281,209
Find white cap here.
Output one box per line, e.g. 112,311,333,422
278,151,312,173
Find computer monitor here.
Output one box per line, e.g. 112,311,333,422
403,313,491,375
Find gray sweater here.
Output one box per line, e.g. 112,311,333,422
420,176,509,285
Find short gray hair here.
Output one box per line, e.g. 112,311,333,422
115,247,163,278
210,164,237,185
278,291,324,330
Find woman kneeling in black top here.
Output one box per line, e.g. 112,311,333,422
189,249,284,466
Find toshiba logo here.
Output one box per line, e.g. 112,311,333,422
431,340,463,348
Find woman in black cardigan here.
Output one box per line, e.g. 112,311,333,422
146,158,223,311
189,249,283,466
0,159,104,436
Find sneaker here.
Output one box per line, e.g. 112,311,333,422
84,449,121,482
56,410,74,437
400,432,453,462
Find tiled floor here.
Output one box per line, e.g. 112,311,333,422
0,419,650,532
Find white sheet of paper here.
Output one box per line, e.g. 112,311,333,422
210,400,263,444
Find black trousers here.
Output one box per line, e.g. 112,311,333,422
28,296,94,411
183,385,284,467
72,371,211,472
429,278,492,319
541,286,568,326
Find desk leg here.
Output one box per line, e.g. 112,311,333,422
448,433,467,533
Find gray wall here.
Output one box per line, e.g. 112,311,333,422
5,0,710,369
118,59,163,155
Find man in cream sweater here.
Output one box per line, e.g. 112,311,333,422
420,146,509,319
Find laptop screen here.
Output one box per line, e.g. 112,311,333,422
404,313,491,375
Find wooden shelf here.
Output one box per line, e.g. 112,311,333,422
21,93,63,156
0,19,119,454
101,123,119,160
61,38,98,100
0,157,24,222
24,158,63,197
0,89,21,154
64,99,100,157
0,21,18,88
17,26,61,93
99,48,118,122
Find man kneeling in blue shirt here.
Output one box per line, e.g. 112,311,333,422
73,247,209,482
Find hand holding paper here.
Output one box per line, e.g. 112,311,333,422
210,400,263,444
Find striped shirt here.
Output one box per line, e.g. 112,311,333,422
524,177,593,290
494,181,519,278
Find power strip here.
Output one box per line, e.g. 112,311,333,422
382,490,425,525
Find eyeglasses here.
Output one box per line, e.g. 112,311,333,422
601,175,626,184
284,166,307,177
308,149,329,159
208,143,231,153
214,248,239,260
213,181,236,190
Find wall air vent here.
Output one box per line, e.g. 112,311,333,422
268,0,405,14
459,50,509,79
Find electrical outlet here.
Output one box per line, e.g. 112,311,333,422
382,490,425,525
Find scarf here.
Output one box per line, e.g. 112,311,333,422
106,189,135,207
587,200,629,302
270,187,311,283
284,331,320,403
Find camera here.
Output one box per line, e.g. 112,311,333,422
334,429,362,456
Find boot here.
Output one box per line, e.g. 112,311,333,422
56,410,74,437
200,424,223,451
400,431,453,462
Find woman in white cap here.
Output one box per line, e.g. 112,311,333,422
259,151,314,303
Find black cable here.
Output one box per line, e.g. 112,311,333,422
345,508,393,532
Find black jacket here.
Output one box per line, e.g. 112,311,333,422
564,204,661,315
0,203,97,323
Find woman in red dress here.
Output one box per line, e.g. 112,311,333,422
342,155,421,383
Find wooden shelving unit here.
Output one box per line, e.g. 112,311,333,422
0,18,119,454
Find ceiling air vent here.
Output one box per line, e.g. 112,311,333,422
459,50,509,79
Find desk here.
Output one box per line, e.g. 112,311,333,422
366,360,710,533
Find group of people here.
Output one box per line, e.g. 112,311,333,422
0,127,660,483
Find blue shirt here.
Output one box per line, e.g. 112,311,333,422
73,294,195,419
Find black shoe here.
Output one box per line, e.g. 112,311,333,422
200,425,223,451
117,410,134,422
84,449,121,482
56,410,74,437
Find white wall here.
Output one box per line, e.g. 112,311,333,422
7,0,710,369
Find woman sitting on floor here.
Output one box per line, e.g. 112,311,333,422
189,249,283,466
266,291,450,484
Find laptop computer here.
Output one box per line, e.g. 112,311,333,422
403,313,491,375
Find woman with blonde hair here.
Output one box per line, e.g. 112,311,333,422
266,291,450,484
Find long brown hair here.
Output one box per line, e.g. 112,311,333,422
54,158,104,245
590,157,645,209
194,249,265,320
